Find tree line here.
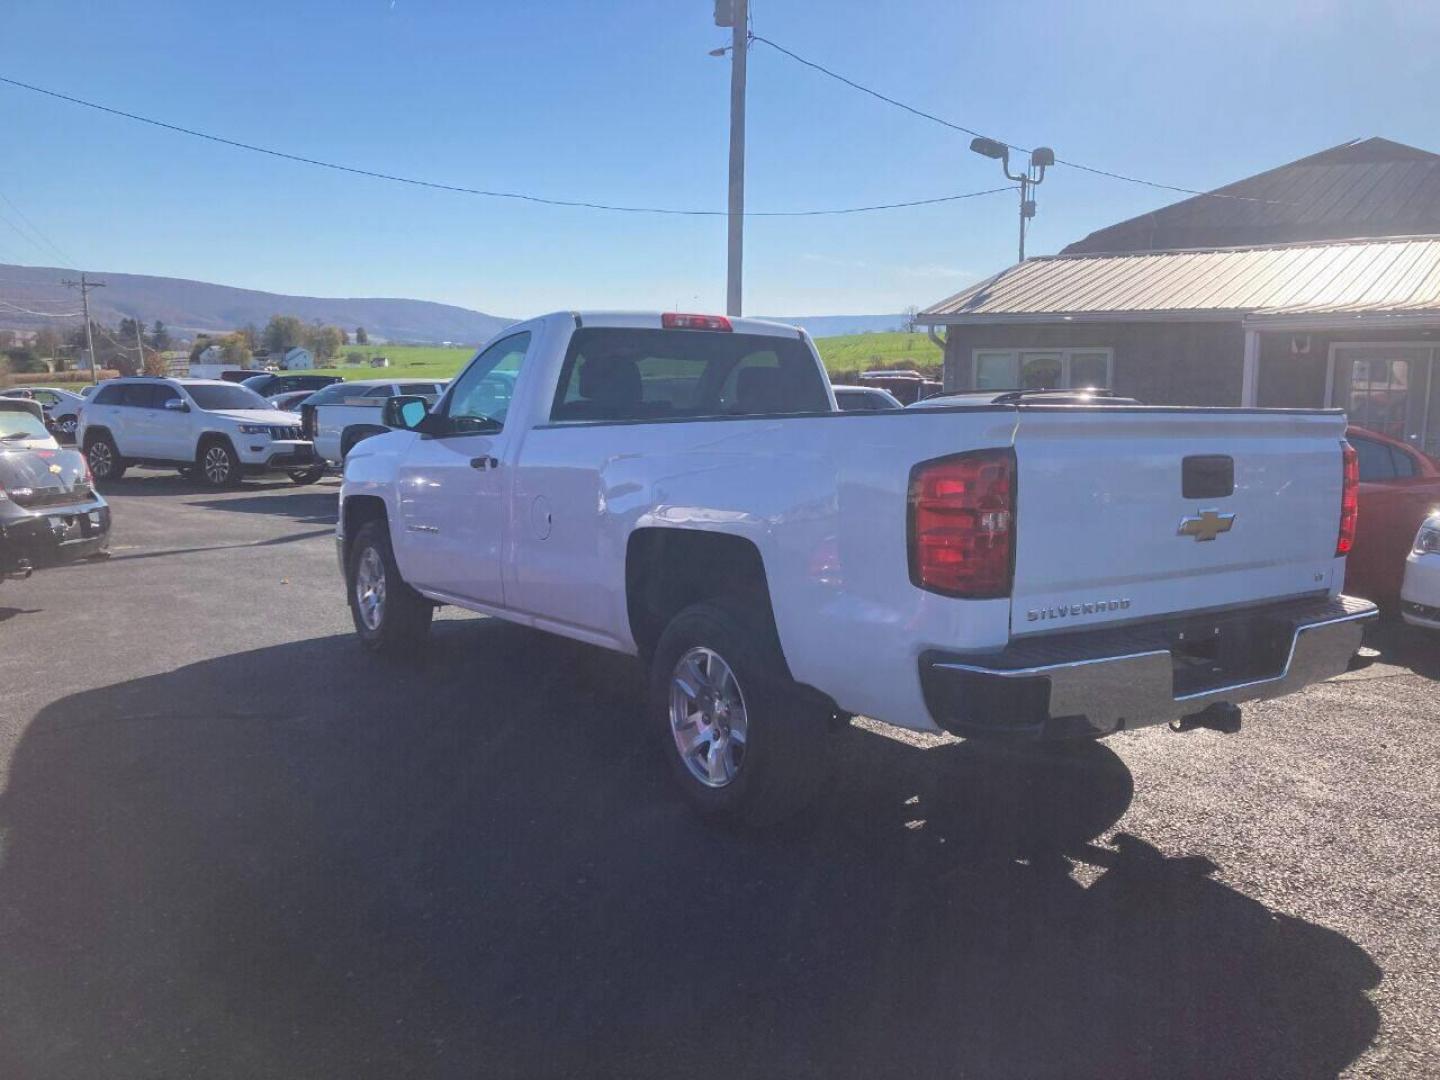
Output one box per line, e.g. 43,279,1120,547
0,319,174,377
189,316,370,369
2,315,372,378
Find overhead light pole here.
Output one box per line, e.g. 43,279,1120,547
970,138,1054,262
714,0,748,316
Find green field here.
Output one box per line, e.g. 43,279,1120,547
313,332,940,383
813,331,941,379
319,344,476,380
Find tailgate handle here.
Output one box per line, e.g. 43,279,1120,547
1182,455,1234,499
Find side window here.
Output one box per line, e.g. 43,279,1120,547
400,382,443,398
1351,437,1396,482
1391,446,1418,479
33,390,59,406
362,385,394,404
153,385,182,410
92,385,120,406
441,333,531,431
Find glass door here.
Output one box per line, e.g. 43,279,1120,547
1331,344,1435,452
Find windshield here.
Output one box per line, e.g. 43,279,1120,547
185,384,272,411
0,408,51,440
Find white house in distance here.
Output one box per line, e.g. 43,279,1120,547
280,347,314,370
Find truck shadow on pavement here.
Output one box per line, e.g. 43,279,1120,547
0,621,1381,1079
1360,620,1440,680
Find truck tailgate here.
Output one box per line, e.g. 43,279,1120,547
1010,408,1347,636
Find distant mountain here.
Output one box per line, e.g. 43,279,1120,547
0,262,905,345
0,264,514,344
768,314,908,337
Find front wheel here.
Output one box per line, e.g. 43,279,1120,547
198,439,242,488
56,415,78,441
347,520,433,655
84,433,127,483
651,599,833,826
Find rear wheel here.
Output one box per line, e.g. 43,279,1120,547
198,438,241,488
56,415,78,440
288,465,325,485
347,520,433,655
652,598,833,826
84,433,126,483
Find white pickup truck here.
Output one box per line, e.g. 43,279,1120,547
337,311,1376,824
299,378,448,466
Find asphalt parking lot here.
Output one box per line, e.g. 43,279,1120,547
1,471,1437,1079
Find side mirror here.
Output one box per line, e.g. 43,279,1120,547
383,395,430,431
164,398,189,412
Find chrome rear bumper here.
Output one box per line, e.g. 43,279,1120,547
920,594,1377,739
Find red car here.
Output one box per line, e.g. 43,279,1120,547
1344,426,1440,610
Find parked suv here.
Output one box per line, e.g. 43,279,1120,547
77,377,320,487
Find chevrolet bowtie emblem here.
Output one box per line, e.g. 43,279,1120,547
1178,509,1236,542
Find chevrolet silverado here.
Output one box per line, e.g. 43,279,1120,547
336,312,1377,824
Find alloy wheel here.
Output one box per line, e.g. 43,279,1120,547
88,441,113,479
203,446,232,485
355,546,387,631
669,646,749,788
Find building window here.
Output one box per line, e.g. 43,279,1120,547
971,348,1113,391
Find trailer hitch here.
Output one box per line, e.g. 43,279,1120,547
1169,702,1243,735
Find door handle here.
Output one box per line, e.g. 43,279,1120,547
470,456,499,470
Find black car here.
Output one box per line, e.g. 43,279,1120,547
241,372,343,397
0,399,110,583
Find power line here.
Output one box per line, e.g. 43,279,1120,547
0,73,1015,218
750,35,1285,205
0,188,77,269
0,297,82,317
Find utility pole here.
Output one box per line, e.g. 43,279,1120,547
716,0,747,317
62,273,106,384
133,315,147,375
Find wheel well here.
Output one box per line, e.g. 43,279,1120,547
343,495,388,559
82,426,112,447
196,431,236,455
341,425,387,456
625,528,780,661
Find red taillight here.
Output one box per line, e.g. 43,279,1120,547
1337,440,1359,555
662,312,732,332
908,449,1015,598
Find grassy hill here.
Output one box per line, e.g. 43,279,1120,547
319,332,941,383
813,331,940,379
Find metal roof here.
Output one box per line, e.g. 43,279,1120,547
919,236,1440,324
1064,138,1440,254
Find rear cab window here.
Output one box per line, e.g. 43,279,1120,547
549,328,829,423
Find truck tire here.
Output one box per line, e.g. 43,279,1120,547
651,598,832,826
197,437,242,488
347,520,433,655
84,432,127,483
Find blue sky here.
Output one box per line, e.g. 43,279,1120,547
1,0,1437,319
